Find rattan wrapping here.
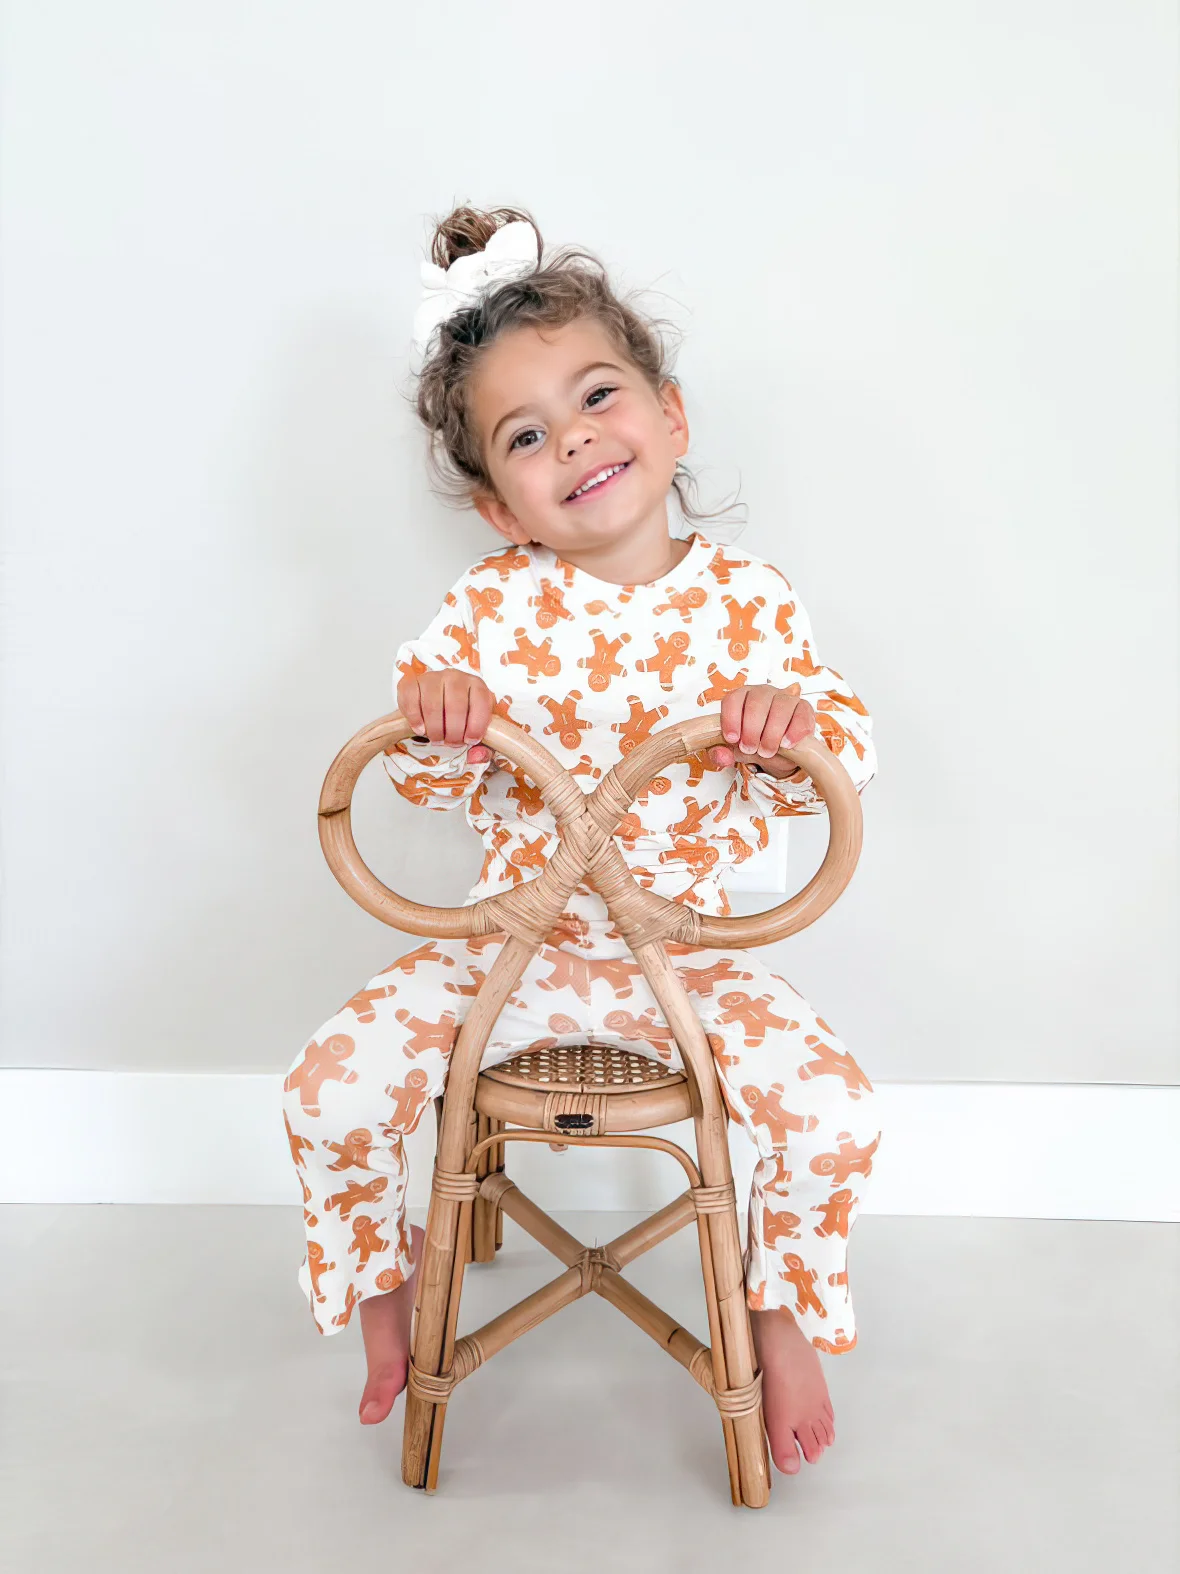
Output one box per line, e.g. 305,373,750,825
714,1372,765,1419
430,1168,480,1201
692,1181,737,1214
407,1362,457,1403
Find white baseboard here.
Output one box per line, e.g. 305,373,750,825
0,1071,1176,1220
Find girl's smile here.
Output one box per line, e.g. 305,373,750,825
562,458,633,504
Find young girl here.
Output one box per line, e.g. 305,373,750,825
282,205,881,1478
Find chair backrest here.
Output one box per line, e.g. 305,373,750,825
318,708,862,952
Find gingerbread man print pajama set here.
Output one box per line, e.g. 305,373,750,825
283,531,882,1351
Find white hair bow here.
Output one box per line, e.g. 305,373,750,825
410,220,540,370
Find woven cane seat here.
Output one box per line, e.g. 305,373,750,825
475,1041,693,1134
482,1041,684,1091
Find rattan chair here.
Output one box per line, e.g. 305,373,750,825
318,708,861,1508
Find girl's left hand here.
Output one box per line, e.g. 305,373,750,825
706,685,817,773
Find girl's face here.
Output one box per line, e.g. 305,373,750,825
468,317,689,558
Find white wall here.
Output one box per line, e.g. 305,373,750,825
1,1,1176,1093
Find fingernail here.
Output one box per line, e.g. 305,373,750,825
724,729,738,743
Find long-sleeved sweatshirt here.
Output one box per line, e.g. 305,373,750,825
383,530,875,955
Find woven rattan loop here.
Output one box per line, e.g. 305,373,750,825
431,1168,480,1202
407,1361,456,1403
692,1182,736,1214
713,1371,764,1419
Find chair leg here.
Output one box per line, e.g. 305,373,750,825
402,932,541,1491
472,1113,504,1263
401,1124,478,1490
699,1205,771,1507
692,1112,771,1509
400,1195,456,1487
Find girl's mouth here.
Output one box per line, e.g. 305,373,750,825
563,460,633,504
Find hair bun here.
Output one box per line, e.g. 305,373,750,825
429,204,543,271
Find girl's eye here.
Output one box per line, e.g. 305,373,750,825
508,386,617,452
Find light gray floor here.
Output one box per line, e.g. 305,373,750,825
2,1206,1177,1573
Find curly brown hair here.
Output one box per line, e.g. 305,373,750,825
404,203,745,531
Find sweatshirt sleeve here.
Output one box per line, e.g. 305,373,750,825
381,575,496,813
742,573,877,818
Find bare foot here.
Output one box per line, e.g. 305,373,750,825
750,1307,835,1474
356,1225,425,1425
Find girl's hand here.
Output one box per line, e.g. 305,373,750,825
707,685,817,777
396,670,495,764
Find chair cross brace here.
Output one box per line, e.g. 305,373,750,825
408,1133,763,1427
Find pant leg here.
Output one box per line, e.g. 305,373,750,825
281,933,595,1335
582,941,882,1353
685,949,882,1352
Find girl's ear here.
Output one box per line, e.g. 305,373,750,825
659,379,691,459
473,494,530,544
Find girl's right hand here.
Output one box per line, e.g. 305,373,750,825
396,671,495,764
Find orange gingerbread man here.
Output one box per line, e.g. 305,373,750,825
285,1111,313,1168
777,1253,826,1320
653,585,708,621
797,1032,874,1098
577,629,631,691
720,595,766,660
812,1187,857,1240
321,1127,375,1172
347,1215,388,1269
331,1282,361,1328
382,1066,432,1130
528,579,575,627
636,629,693,690
741,1083,820,1144
283,1034,359,1118
306,1240,335,1301
697,663,749,705
715,991,797,1046
395,1008,458,1059
378,942,457,979
809,1132,880,1185
539,691,592,750
325,1174,389,1221
501,628,561,679
611,695,670,754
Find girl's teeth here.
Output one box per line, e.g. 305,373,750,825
570,463,625,499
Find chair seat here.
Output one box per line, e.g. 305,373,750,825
475,1041,694,1134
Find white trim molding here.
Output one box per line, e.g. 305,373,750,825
1,1072,1176,1220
